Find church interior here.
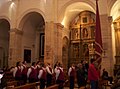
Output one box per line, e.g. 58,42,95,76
0,0,120,88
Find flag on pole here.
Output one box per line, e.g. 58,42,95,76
95,0,103,64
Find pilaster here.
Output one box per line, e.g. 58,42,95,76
54,23,63,63
8,28,23,66
34,30,41,61
101,14,113,75
44,22,55,65
44,22,63,66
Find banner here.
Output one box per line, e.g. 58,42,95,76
95,0,103,64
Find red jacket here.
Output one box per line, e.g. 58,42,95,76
70,67,75,78
22,66,28,75
88,63,99,81
57,68,64,81
41,68,47,80
29,67,37,79
15,67,22,78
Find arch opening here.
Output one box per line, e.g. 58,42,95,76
19,12,45,63
0,19,10,68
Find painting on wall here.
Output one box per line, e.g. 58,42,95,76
24,49,31,63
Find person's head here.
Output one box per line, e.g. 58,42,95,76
36,61,41,65
16,61,21,67
103,68,105,71
41,63,45,68
58,62,63,67
32,62,36,67
77,63,82,68
90,58,95,64
47,63,50,66
79,63,83,68
22,61,27,65
71,63,75,67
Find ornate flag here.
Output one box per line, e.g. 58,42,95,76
95,0,103,64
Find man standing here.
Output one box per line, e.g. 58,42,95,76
68,63,75,89
88,58,99,89
46,63,53,87
55,63,65,89
38,63,47,89
27,62,37,83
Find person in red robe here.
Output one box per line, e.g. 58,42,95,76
88,58,99,89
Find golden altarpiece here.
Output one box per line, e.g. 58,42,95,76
69,11,96,65
113,18,120,75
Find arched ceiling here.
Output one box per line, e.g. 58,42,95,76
61,2,95,28
110,0,120,21
19,12,45,30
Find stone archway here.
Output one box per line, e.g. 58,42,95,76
110,0,120,75
19,12,45,63
0,19,10,68
62,36,69,69
59,1,95,28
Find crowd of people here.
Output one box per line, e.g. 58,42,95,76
0,58,114,89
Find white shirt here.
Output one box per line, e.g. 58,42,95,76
27,66,36,78
21,64,27,72
68,66,75,76
38,67,46,79
55,67,63,80
38,69,43,79
13,66,21,77
46,66,53,75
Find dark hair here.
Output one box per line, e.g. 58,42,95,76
32,62,36,66
41,63,44,67
22,61,26,64
36,61,40,65
90,58,95,63
0,69,3,74
16,61,20,67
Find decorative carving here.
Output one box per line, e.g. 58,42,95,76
69,11,95,64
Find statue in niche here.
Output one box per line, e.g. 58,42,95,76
75,29,79,39
83,28,88,38
83,44,89,57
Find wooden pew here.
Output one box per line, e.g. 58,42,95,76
6,81,18,89
10,82,40,89
4,71,15,81
45,84,59,89
45,79,68,89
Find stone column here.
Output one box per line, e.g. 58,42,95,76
44,22,55,65
107,16,114,75
100,15,113,75
44,22,63,66
54,23,63,63
8,28,23,67
34,30,40,61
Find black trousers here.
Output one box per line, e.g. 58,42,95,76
22,74,27,84
70,76,75,89
46,74,52,87
40,79,46,89
29,78,37,83
56,80,64,89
